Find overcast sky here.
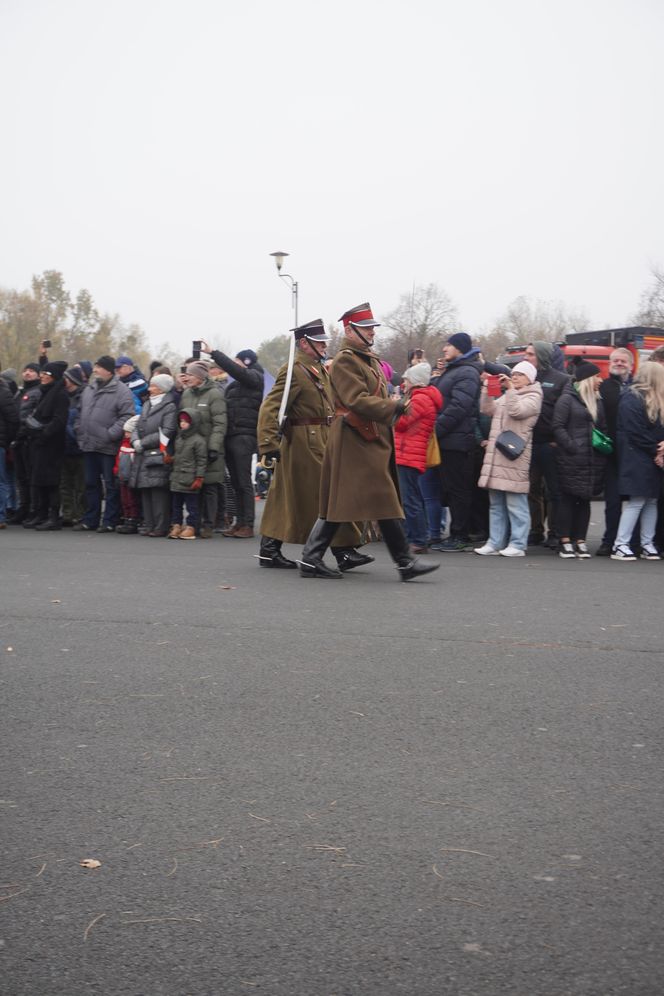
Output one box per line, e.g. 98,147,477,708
1,0,662,358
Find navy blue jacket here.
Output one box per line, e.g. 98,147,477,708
616,390,664,499
434,355,481,452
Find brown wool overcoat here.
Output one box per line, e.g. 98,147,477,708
318,337,404,522
258,357,362,545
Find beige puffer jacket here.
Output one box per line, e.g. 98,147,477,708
478,382,543,493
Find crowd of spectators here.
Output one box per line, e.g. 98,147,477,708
1,339,663,563
0,346,263,539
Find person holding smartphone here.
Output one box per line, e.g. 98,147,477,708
475,362,542,556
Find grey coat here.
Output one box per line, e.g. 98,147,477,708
129,395,178,489
76,376,136,455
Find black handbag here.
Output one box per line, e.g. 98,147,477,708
495,430,526,460
143,449,165,467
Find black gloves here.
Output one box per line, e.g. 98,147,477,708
207,450,219,461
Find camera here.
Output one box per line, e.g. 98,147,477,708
192,340,202,360
41,339,52,349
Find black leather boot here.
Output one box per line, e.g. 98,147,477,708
35,512,62,531
258,536,297,569
379,519,440,582
116,518,139,534
23,513,45,528
332,547,375,572
299,518,343,579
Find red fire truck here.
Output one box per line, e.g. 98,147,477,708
496,326,664,376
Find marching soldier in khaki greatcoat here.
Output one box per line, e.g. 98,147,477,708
257,319,374,571
299,303,440,582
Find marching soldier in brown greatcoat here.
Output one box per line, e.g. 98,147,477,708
257,319,374,571
299,303,440,582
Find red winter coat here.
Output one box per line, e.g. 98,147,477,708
394,385,442,472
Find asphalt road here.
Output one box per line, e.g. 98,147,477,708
1,503,662,996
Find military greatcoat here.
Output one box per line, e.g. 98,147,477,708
319,336,404,522
258,357,361,545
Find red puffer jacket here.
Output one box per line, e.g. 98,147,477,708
394,385,443,471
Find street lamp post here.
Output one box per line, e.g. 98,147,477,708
269,251,299,327
268,250,299,434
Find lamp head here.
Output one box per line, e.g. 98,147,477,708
270,250,289,272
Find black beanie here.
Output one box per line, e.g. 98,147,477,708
95,355,116,375
43,360,68,380
573,360,600,383
23,362,40,375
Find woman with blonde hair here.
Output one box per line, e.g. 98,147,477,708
611,361,664,561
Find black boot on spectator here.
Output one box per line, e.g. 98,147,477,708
35,512,62,531
299,519,343,579
258,536,297,569
23,513,45,529
116,518,139,534
380,518,440,582
332,547,375,572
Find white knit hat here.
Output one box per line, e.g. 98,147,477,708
512,360,537,383
403,362,432,387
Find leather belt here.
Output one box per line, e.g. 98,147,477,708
288,415,336,426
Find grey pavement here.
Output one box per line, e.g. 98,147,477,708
1,502,662,995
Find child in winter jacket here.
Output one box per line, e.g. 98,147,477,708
394,363,443,552
169,409,208,539
115,415,142,533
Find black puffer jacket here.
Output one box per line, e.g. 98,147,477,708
209,350,264,439
16,379,42,437
434,355,481,452
552,384,607,499
533,367,571,443
0,379,19,448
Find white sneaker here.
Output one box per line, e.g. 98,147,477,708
559,542,576,559
499,545,526,557
474,543,500,555
574,541,591,558
611,545,637,561
640,545,661,560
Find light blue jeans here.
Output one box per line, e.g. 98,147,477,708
615,497,658,549
488,489,530,551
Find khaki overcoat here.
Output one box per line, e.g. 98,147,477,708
319,337,404,522
258,357,361,545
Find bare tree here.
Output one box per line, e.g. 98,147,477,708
633,266,664,327
476,296,589,359
380,283,458,371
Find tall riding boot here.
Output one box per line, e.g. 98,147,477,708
23,487,44,528
331,546,376,572
379,518,440,582
299,518,343,579
35,508,62,531
258,536,297,569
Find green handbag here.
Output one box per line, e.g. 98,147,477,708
591,427,613,455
